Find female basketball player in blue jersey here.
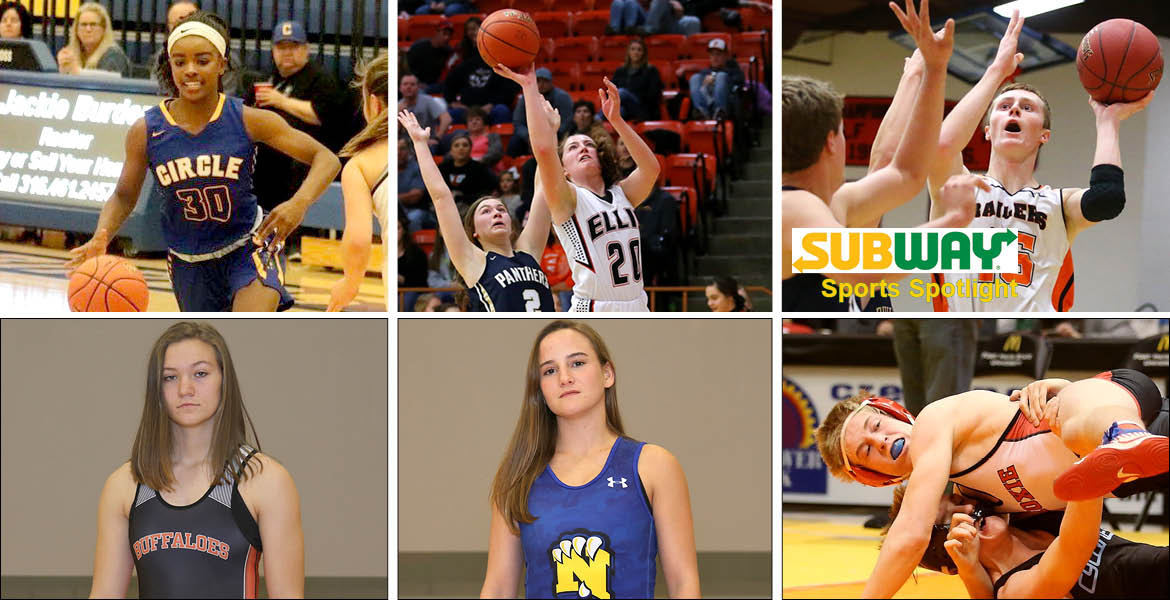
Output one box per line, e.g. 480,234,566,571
65,11,341,311
493,64,660,312
397,107,555,312
327,52,390,311
481,321,699,598
89,322,304,598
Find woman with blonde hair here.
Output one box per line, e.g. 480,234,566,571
328,52,391,311
481,321,699,598
57,2,130,77
89,322,303,598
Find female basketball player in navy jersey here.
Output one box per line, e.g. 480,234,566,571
398,108,555,312
481,321,699,598
65,11,341,311
327,52,390,311
493,65,660,312
89,322,303,598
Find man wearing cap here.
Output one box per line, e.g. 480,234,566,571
247,20,352,217
406,19,453,94
506,67,573,157
442,45,518,125
685,37,744,120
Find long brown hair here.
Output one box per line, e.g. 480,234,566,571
453,196,519,309
490,321,628,534
339,51,389,158
130,322,262,491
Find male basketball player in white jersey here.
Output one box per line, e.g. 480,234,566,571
815,370,1169,598
493,64,659,311
873,9,1155,311
782,0,990,312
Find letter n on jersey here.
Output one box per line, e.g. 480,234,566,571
549,530,614,599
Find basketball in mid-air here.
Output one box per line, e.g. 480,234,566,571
68,255,150,312
1076,18,1163,104
477,9,541,70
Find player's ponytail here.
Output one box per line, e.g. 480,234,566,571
154,11,232,98
339,52,389,158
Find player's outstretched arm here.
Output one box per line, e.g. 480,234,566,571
244,107,342,245
998,497,1103,598
833,0,955,227
327,158,374,311
397,109,485,284
66,118,149,271
481,503,523,598
866,50,924,178
861,405,955,598
640,445,701,598
493,63,577,224
600,77,660,208
1063,91,1155,239
515,100,559,258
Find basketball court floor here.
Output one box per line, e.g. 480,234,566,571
782,509,1170,598
0,240,386,312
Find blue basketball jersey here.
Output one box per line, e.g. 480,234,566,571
521,437,657,599
145,94,259,255
468,251,555,312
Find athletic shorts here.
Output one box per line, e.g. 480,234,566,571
167,241,293,312
1094,369,1164,428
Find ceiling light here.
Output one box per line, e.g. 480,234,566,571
993,0,1085,19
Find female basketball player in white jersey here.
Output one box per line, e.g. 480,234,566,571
65,11,341,311
480,321,699,598
328,52,390,312
89,322,304,598
397,107,556,312
493,64,661,312
871,8,1155,311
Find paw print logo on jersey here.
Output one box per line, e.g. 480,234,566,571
549,530,613,599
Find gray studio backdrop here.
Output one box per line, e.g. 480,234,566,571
1,318,387,597
398,318,772,598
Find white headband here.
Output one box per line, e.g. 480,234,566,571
167,21,226,57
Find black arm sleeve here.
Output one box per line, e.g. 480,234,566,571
1079,164,1125,222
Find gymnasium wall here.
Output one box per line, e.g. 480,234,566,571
783,32,1170,311
398,318,773,553
0,319,388,578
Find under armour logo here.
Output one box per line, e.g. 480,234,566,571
607,477,627,488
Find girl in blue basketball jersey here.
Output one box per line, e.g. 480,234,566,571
398,107,555,312
481,321,699,598
66,11,340,311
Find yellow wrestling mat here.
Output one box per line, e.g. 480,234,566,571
0,240,386,312
782,516,1169,598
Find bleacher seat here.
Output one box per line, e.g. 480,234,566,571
645,34,687,61
533,12,572,38
733,31,768,63
653,60,679,89
511,0,553,12
684,120,727,160
491,123,515,149
740,5,772,31
571,11,609,36
476,0,513,13
550,36,599,63
598,36,634,62
662,185,699,236
654,153,669,187
398,17,410,41
635,121,684,155
579,61,621,92
407,15,446,42
666,153,714,204
449,13,487,44
568,89,598,107
545,63,581,89
413,229,437,257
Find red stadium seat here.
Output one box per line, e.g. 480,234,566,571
406,15,446,43
537,37,555,63
491,123,515,149
645,34,687,61
662,186,699,233
433,154,444,165
579,61,622,92
666,153,714,202
634,120,684,155
550,36,599,63
740,5,772,31
533,12,572,38
660,89,679,119
654,153,668,186
598,35,634,62
651,60,678,89
476,0,512,13
572,10,609,36
545,63,581,89
511,0,553,12
568,89,599,108
398,17,410,41
732,31,768,63
683,120,722,158
398,41,411,54
672,59,708,83
699,11,737,34
413,229,437,257
685,33,732,59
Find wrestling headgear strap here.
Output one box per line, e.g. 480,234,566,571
839,397,915,487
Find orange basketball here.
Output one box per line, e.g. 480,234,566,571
68,255,149,312
1076,19,1163,104
477,9,541,70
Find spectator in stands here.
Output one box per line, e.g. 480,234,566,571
466,106,504,168
414,1,475,17
636,186,680,287
616,137,637,176
893,319,978,416
1,1,33,39
685,38,744,120
399,137,435,232
444,49,517,125
436,302,462,312
496,168,522,217
399,73,451,153
426,233,456,303
406,18,453,92
166,0,198,32
56,2,130,77
643,0,701,36
607,0,649,35
440,132,498,210
448,16,482,72
611,38,663,121
414,293,442,312
706,276,748,312
400,213,430,296
507,67,573,156
247,20,352,217
566,99,608,140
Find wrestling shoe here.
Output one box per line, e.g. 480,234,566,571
1054,422,1169,501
